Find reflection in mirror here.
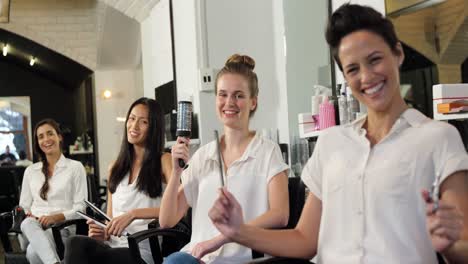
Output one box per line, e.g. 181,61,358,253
282,0,332,174
0,96,32,163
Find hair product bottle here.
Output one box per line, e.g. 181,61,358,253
319,96,336,130
337,84,348,125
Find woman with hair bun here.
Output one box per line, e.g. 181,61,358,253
160,54,290,263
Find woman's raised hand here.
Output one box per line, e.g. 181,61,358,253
171,136,190,174
421,189,464,253
209,188,244,239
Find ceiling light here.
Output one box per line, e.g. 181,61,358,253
102,89,112,99
29,57,36,66
2,44,8,57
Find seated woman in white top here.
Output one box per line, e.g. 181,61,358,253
64,97,172,264
19,118,88,264
209,4,468,264
161,54,290,264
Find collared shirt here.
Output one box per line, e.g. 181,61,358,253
181,133,289,263
19,154,88,220
302,108,468,264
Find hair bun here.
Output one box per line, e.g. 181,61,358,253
225,54,255,70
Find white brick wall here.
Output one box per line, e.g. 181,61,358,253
0,0,106,70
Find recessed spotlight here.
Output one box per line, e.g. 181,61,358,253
30,57,36,66
102,89,112,99
2,44,8,57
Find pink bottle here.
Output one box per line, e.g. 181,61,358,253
319,97,336,130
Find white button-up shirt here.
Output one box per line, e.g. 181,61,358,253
302,109,468,264
19,154,87,220
182,133,289,263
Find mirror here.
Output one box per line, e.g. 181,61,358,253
282,0,332,171
0,96,32,162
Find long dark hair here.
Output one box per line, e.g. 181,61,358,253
108,97,165,198
33,118,63,200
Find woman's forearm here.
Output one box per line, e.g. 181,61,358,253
159,171,183,227
51,213,66,223
129,207,160,220
234,225,316,259
247,208,289,229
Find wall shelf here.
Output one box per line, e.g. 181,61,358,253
433,112,468,121
299,130,321,139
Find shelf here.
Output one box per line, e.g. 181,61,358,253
165,138,201,148
434,112,468,121
299,130,321,139
69,149,94,155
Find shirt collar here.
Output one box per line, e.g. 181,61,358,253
350,108,429,133
32,154,68,170
207,132,260,162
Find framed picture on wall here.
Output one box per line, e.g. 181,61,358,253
0,0,10,23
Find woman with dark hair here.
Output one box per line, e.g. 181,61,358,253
209,4,468,263
19,118,87,264
160,54,289,263
64,97,172,264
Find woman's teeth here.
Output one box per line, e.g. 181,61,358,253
363,83,383,95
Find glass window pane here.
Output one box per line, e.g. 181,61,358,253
0,108,23,132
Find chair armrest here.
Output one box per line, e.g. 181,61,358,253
127,226,191,264
49,218,86,230
246,256,313,264
50,218,88,260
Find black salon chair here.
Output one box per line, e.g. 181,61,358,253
127,209,192,264
0,166,26,252
248,177,312,263
0,169,98,264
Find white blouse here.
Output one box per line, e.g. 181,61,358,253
181,133,289,263
302,109,468,264
107,173,164,264
19,154,88,220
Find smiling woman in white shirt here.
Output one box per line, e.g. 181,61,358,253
208,4,468,264
160,54,289,264
64,97,172,264
19,118,88,264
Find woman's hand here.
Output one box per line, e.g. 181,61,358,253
106,211,135,237
171,137,190,175
422,190,464,253
209,188,244,240
88,220,109,241
38,215,57,227
191,235,229,260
